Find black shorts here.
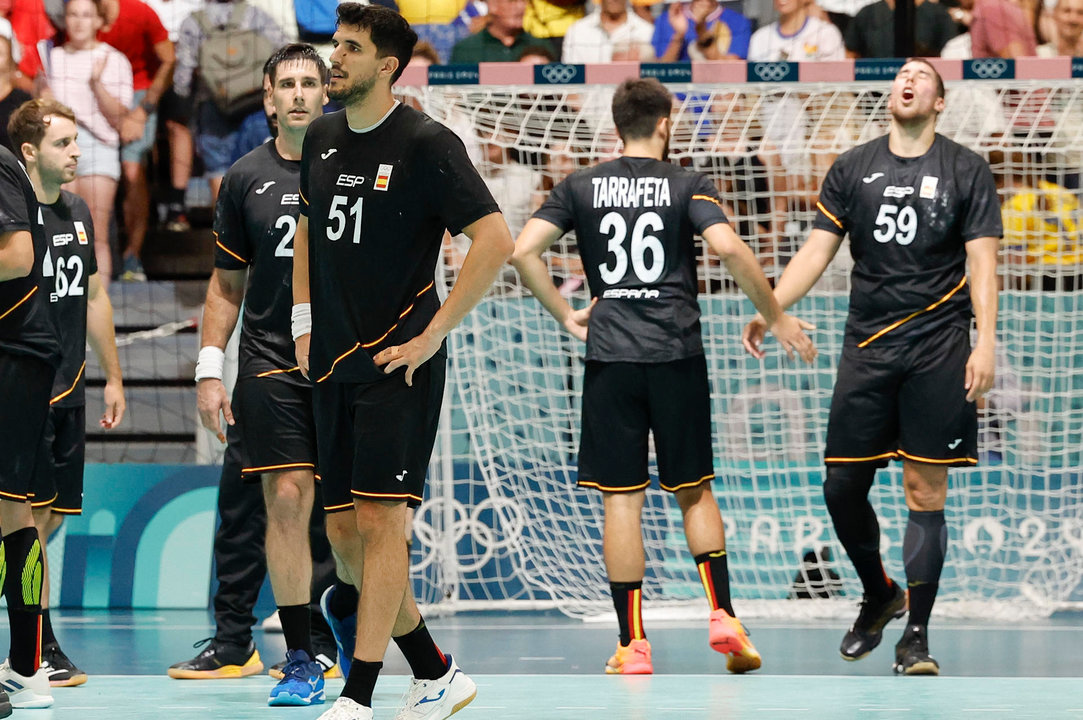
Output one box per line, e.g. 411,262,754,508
232,375,317,479
31,405,86,513
825,324,978,467
578,355,715,493
312,356,446,512
0,353,55,502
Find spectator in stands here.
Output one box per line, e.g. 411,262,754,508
518,43,558,62
43,0,133,286
970,0,1038,57
748,0,845,60
1037,0,1083,55
98,0,175,282
562,0,655,62
451,0,548,63
653,0,752,62
0,36,31,153
170,0,287,212
523,0,585,57
844,0,957,57
815,0,878,35
402,0,486,63
9,0,56,91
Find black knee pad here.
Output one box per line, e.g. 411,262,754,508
823,464,877,511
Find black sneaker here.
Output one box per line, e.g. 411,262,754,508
41,643,88,687
893,624,940,675
0,688,11,718
839,580,908,660
268,650,339,680
167,638,264,679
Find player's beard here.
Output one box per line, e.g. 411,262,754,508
328,72,378,107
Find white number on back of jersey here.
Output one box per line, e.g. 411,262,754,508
275,215,297,257
53,256,85,298
597,211,666,285
873,204,917,246
327,194,364,244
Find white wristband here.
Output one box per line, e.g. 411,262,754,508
195,346,226,381
291,303,312,340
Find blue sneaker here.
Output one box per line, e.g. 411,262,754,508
320,586,357,678
267,649,325,706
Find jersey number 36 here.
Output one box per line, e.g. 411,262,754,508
598,211,665,285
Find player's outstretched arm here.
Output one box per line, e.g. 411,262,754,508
292,214,312,379
965,235,998,402
742,227,841,359
703,222,817,363
374,211,514,386
510,217,594,342
86,272,125,429
196,267,245,443
0,229,34,281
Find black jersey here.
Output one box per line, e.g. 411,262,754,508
533,156,729,363
0,145,59,367
42,191,96,407
813,134,1002,348
214,141,307,385
299,104,499,384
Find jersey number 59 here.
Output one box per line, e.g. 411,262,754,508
598,211,665,285
873,204,917,246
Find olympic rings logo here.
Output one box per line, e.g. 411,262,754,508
411,496,526,574
969,59,1008,79
540,63,579,85
752,62,791,82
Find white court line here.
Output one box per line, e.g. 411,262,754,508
518,656,565,660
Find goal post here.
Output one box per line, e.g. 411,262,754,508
401,60,1083,619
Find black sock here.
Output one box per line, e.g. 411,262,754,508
341,659,382,707
903,510,947,627
694,550,735,616
278,604,313,656
41,608,56,648
823,465,893,601
393,618,448,680
3,527,43,676
609,581,644,646
168,187,186,207
329,580,359,620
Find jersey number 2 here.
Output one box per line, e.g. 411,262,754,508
275,215,297,257
873,204,917,246
598,211,665,285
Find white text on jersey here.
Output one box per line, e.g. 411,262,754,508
602,288,661,299
883,185,914,199
336,173,366,188
592,177,671,210
256,181,275,194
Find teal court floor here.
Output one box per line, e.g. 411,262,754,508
3,610,1082,718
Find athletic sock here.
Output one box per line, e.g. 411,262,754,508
694,550,735,616
3,527,44,676
393,618,448,680
823,465,893,601
609,581,644,647
40,608,57,648
341,659,381,707
278,604,313,657
903,510,947,627
329,580,359,620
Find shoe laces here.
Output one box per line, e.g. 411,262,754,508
281,653,317,683
399,675,437,709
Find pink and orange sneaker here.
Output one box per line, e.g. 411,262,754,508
709,609,762,674
604,638,653,675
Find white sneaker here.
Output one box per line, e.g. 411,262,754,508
318,696,374,720
0,660,54,708
394,654,477,720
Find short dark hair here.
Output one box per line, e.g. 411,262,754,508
412,41,440,65
518,44,556,63
336,3,418,83
264,43,330,86
8,99,77,159
611,78,673,143
903,57,945,99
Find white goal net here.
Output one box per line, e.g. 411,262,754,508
401,76,1083,620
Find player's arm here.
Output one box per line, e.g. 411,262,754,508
965,235,998,402
510,217,595,342
292,214,311,379
742,227,842,358
0,229,34,281
703,222,816,364
86,272,125,429
196,267,245,442
374,211,514,386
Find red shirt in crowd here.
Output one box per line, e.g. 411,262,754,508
97,0,169,92
5,0,56,80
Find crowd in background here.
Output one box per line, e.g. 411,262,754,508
0,0,1078,288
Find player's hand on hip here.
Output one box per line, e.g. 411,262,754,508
295,334,311,380
742,314,768,359
965,343,995,402
374,333,441,387
100,380,126,430
563,297,596,342
197,378,234,443
768,313,818,364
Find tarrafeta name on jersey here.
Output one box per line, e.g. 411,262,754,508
592,176,671,209
603,288,661,299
